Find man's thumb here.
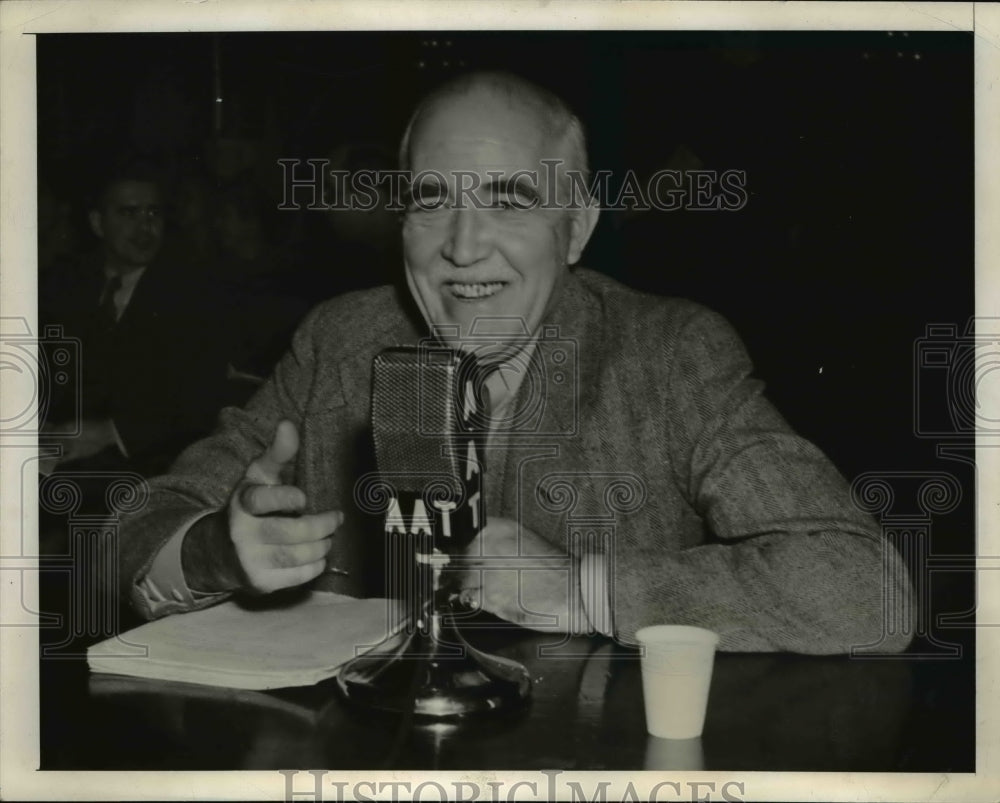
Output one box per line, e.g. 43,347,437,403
245,419,299,484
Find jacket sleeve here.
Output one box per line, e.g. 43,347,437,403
118,303,328,620
613,306,914,654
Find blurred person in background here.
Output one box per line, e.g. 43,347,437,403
39,154,251,480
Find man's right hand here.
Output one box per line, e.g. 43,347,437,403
182,420,343,595
228,419,343,593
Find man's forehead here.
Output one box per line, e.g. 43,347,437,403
412,147,544,176
409,136,561,192
411,93,555,162
106,180,161,205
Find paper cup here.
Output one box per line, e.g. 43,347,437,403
644,736,705,770
635,625,719,739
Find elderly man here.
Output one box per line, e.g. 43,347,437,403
120,72,912,654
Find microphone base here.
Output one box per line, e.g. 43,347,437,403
336,605,531,719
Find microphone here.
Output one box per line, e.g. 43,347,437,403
336,345,531,717
370,346,490,555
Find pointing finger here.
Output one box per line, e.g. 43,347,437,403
245,559,329,595
239,484,307,516
255,510,345,544
265,537,334,569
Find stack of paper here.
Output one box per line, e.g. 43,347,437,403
88,591,399,690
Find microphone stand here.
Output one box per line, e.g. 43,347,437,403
337,346,531,718
336,530,531,718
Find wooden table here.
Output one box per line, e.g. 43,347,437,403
39,617,973,772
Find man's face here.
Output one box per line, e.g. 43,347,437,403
90,180,165,271
402,91,594,353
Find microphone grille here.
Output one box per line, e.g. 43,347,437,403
371,347,462,492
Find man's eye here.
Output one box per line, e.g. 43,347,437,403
118,206,162,219
406,194,448,213
491,192,533,211
403,183,450,211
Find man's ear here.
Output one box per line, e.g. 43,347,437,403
88,210,104,239
566,202,600,266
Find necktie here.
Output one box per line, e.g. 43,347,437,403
99,275,122,325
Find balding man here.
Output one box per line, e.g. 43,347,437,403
120,72,912,654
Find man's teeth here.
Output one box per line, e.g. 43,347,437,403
449,281,506,299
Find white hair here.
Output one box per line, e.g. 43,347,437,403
397,71,591,188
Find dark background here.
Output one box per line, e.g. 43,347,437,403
36,30,975,769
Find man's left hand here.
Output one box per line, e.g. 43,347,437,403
446,517,583,633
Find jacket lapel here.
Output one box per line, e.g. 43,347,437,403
495,269,607,548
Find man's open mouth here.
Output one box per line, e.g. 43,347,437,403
447,281,508,300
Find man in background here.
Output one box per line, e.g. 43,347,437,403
40,156,249,479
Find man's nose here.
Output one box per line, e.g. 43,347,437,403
137,212,156,234
441,208,491,267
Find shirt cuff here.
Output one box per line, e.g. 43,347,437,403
579,549,614,637
134,511,229,617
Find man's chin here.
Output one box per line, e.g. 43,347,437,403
425,300,537,358
435,333,531,367
440,307,533,338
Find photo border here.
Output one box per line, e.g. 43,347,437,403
1,1,996,800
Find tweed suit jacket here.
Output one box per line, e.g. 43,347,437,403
120,268,913,654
